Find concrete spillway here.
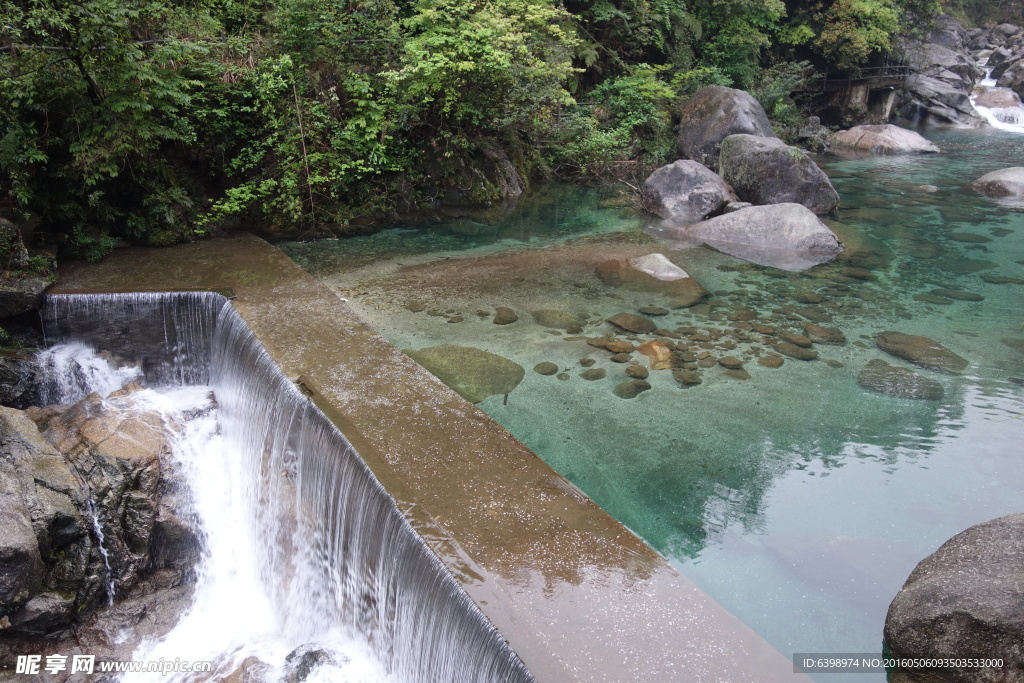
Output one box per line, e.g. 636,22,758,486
47,235,805,681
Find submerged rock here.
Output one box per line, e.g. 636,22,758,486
970,167,1024,197
534,362,559,376
492,306,519,325
718,134,839,214
530,309,583,330
606,312,656,334
665,203,844,270
857,359,945,400
885,513,1024,683
613,379,651,399
805,324,846,345
595,253,709,308
404,345,525,403
676,86,775,169
642,160,738,223
829,125,941,155
875,332,968,374
636,340,672,370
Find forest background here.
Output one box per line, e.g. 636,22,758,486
0,0,1015,262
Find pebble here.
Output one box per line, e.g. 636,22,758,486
534,362,559,375
718,356,743,369
581,368,607,380
580,358,596,367
613,379,651,399
626,365,650,379
758,355,784,368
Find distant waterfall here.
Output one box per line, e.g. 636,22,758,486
40,292,533,682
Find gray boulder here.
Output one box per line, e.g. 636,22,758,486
718,135,839,214
896,31,986,128
665,203,844,270
970,167,1024,197
884,513,1024,683
676,86,775,170
857,359,944,400
642,160,738,223
996,60,1024,100
875,331,968,374
897,75,987,127
0,275,50,319
829,125,940,155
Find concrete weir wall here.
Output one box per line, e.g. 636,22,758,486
51,236,806,682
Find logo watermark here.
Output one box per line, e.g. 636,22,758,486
15,655,213,676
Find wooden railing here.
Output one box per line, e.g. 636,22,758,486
796,63,912,93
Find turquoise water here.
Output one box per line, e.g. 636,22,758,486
281,129,1024,681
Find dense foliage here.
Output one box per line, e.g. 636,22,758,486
0,0,953,259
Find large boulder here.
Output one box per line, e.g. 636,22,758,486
885,513,1024,683
829,125,940,155
676,86,775,170
875,331,968,374
595,253,709,308
664,203,844,270
0,276,50,320
896,28,986,128
897,75,987,127
996,60,1024,100
404,344,525,403
970,167,1024,197
642,160,738,223
717,135,839,214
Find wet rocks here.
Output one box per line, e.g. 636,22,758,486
676,86,775,169
717,134,840,214
779,332,813,348
774,343,818,361
875,332,968,374
613,380,651,399
404,345,526,403
884,513,1024,683
828,125,940,155
669,204,844,270
970,167,1024,197
857,359,945,400
534,362,559,376
805,324,846,345
625,365,649,379
642,160,738,223
0,275,50,320
493,307,519,325
607,312,656,334
718,356,743,369
580,368,607,380
758,355,784,368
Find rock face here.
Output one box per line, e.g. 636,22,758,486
0,275,50,320
642,160,738,223
666,203,844,270
896,15,986,128
885,513,1024,683
875,332,968,374
0,389,200,636
717,135,839,214
676,86,775,169
829,125,941,155
857,359,945,400
970,167,1024,197
404,345,525,403
595,254,709,308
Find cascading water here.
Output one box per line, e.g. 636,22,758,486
40,292,533,682
971,59,1024,132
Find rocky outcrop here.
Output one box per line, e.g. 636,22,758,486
676,86,776,170
595,254,709,308
642,160,738,223
404,344,525,403
717,135,839,214
875,331,968,374
829,125,940,155
0,387,200,636
857,359,944,400
0,276,50,320
664,203,844,270
0,354,40,408
970,167,1024,197
896,15,986,128
884,513,1024,683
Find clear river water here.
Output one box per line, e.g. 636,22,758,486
281,127,1024,681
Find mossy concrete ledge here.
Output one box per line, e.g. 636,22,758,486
52,235,807,682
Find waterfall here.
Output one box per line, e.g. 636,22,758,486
40,293,533,682
971,61,1024,133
